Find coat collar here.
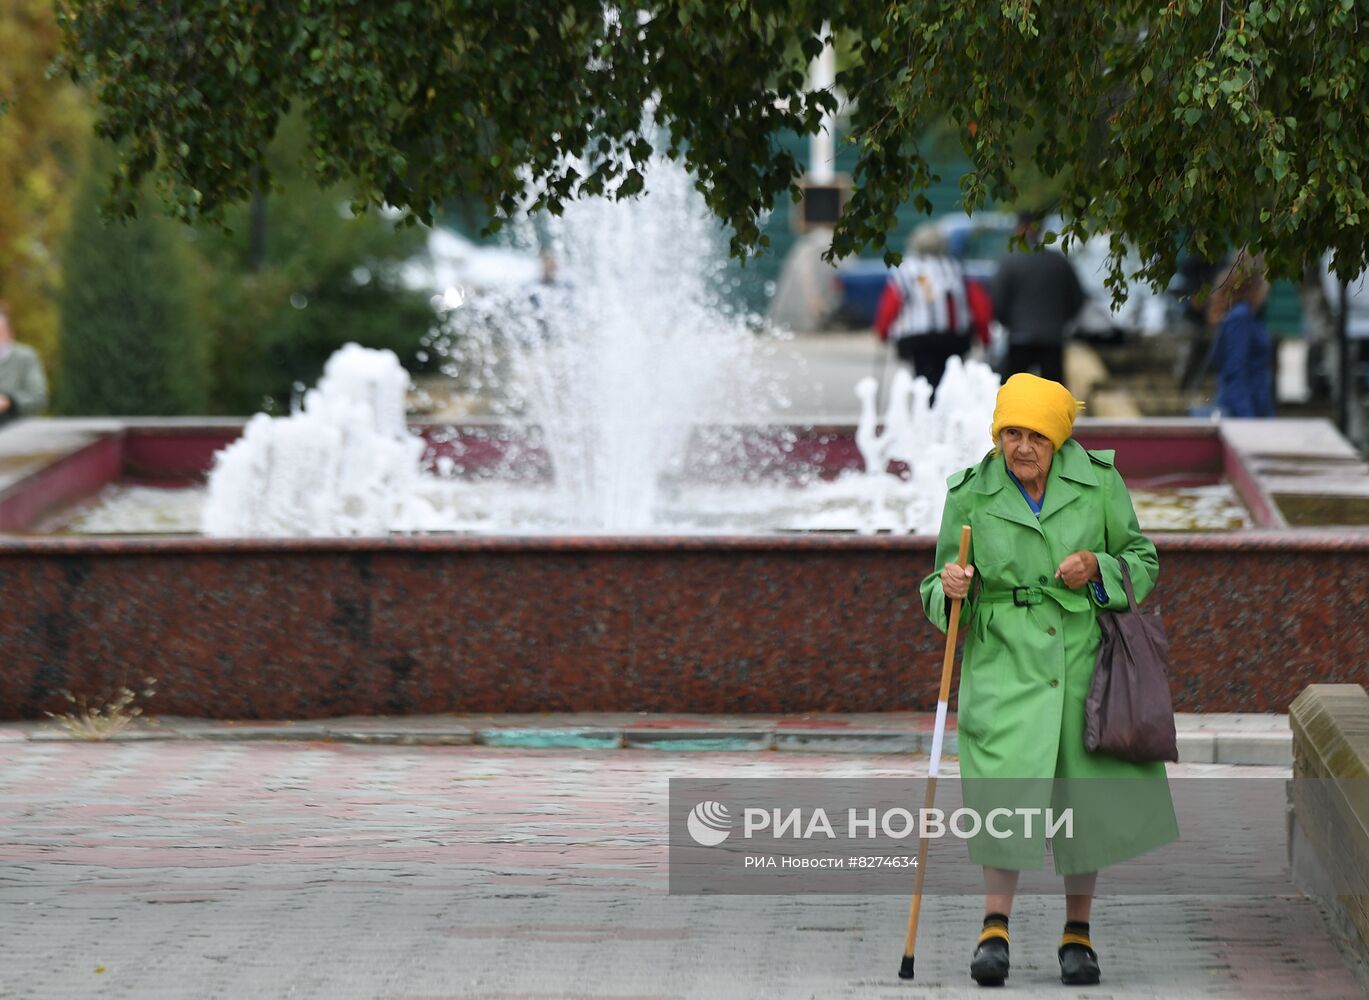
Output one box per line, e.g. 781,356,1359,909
973,439,1097,529
974,451,1041,532
1040,439,1097,522
1053,438,1099,487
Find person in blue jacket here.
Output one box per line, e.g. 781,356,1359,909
1208,251,1274,417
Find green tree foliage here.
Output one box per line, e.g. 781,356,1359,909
56,154,208,415
0,0,89,365
56,1,1369,294
54,2,831,257
186,118,435,414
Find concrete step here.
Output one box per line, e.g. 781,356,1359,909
14,712,1292,766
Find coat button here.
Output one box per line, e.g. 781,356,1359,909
1038,575,1048,584
1049,679,1059,687
1047,626,1057,636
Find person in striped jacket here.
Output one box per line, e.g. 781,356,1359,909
874,223,990,394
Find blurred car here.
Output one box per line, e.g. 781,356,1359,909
938,211,1019,284
1065,232,1171,340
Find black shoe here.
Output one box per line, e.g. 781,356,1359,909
1059,942,1101,985
970,937,1010,987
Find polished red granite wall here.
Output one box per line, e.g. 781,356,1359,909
1,534,1363,720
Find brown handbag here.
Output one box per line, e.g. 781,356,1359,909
1083,558,1179,762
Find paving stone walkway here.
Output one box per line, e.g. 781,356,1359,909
0,741,1360,999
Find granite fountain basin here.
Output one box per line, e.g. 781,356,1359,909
0,415,1364,721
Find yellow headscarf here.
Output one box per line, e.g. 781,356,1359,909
990,373,1083,449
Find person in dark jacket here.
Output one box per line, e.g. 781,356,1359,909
990,215,1086,384
1207,251,1274,417
1172,252,1226,392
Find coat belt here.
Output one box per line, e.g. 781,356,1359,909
977,584,1090,612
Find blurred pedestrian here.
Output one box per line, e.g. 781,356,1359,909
990,213,1086,384
1172,251,1225,393
1207,251,1274,418
0,302,49,425
1301,262,1336,402
1319,255,1369,442
527,250,572,340
873,223,978,393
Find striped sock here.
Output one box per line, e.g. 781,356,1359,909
1061,919,1092,951
979,912,1010,946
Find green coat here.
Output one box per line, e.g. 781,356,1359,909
919,439,1178,873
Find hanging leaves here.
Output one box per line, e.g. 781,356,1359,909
55,0,1369,292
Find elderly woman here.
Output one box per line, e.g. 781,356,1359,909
919,373,1177,988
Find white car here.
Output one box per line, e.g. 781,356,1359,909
1066,234,1171,338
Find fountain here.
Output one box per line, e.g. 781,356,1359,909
0,153,1366,721
202,345,435,537
192,346,1004,539
188,155,1005,539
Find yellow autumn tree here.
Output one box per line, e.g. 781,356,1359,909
0,0,89,366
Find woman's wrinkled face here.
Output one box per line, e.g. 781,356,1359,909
1000,426,1055,485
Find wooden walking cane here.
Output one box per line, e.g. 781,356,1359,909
898,524,971,980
